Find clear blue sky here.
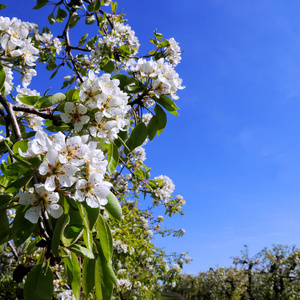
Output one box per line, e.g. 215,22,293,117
4,0,300,274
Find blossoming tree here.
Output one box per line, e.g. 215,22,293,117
0,0,189,299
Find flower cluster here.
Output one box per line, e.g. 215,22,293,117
154,175,175,202
90,20,139,68
130,57,184,100
19,130,111,222
76,71,130,142
0,16,39,89
165,37,182,67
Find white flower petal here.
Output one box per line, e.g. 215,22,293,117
25,206,41,223
44,176,56,191
19,191,38,205
47,204,63,219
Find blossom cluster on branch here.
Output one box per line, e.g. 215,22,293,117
0,0,189,299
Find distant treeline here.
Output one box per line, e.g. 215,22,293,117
165,245,300,300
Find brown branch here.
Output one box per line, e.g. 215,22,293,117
0,94,22,140
12,105,60,121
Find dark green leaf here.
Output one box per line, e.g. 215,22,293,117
125,122,148,155
102,60,115,73
6,172,33,193
107,143,119,174
147,115,158,141
95,241,118,286
48,13,55,25
61,214,84,247
155,95,179,116
0,4,6,10
82,258,96,297
79,33,88,46
86,36,98,50
80,202,100,231
111,74,134,91
46,62,57,71
12,206,36,247
95,251,113,300
96,215,113,262
56,8,67,23
71,252,81,299
24,263,53,300
0,210,10,245
51,214,64,257
33,0,48,10
154,104,167,135
69,13,80,29
105,192,122,220
0,194,13,209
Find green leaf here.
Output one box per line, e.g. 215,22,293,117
71,252,81,300
87,0,100,12
79,202,100,231
79,33,88,46
0,194,13,209
68,244,94,259
95,252,113,300
34,93,66,108
24,263,53,300
105,192,122,220
155,95,179,116
86,36,98,50
0,65,5,91
69,13,80,29
82,258,96,298
46,62,57,71
65,89,79,101
126,80,145,93
61,214,85,247
111,74,134,91
0,4,6,10
147,115,158,141
111,1,117,13
85,14,95,25
12,206,36,247
154,104,167,135
107,143,119,173
13,139,28,155
33,0,48,10
118,45,131,55
5,173,33,192
51,214,65,257
56,8,67,23
48,13,55,25
0,210,10,245
96,215,113,262
102,60,115,73
78,202,99,251
16,95,41,106
125,122,148,155
94,259,103,300
95,241,118,286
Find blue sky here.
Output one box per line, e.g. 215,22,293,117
4,0,300,274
